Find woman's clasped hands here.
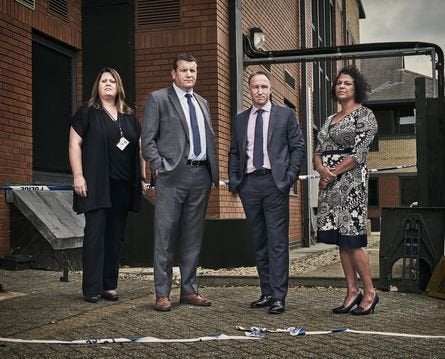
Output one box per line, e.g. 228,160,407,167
318,166,337,190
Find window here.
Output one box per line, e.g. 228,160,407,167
400,176,418,207
284,70,295,89
15,0,35,10
48,0,68,21
283,99,296,110
262,63,271,73
369,134,379,152
311,0,335,128
368,177,379,207
399,109,416,135
137,0,180,28
374,108,416,137
32,34,74,175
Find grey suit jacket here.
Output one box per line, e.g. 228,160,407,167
228,103,305,193
141,86,219,186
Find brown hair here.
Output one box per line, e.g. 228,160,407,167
248,71,271,86
87,67,133,114
172,53,198,70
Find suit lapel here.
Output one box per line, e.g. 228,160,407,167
239,109,250,152
195,95,214,136
167,87,190,140
267,104,277,145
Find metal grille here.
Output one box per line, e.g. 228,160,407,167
15,0,35,10
262,63,271,72
48,0,68,21
137,0,180,27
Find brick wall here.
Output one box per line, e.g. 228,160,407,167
0,13,31,255
134,0,223,218
236,0,304,242
134,0,306,241
345,0,361,43
0,0,361,253
0,0,81,255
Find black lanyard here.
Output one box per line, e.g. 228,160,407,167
103,107,123,137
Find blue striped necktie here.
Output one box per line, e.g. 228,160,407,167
185,93,201,156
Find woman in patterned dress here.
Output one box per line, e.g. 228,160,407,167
313,66,379,315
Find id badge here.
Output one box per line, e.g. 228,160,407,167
116,136,129,151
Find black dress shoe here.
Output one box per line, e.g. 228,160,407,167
84,295,100,303
269,299,285,314
250,295,272,308
102,291,119,302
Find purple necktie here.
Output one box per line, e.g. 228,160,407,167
253,109,264,169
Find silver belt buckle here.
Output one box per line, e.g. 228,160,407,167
189,160,199,167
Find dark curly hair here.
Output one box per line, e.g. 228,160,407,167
331,65,370,104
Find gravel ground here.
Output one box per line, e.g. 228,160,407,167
85,236,380,282
119,245,340,284
113,249,341,281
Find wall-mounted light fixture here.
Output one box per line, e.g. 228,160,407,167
249,27,265,50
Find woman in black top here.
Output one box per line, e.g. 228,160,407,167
69,67,146,303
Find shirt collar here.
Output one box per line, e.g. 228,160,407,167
252,101,271,114
173,83,193,99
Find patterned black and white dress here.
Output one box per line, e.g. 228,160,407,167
315,106,378,248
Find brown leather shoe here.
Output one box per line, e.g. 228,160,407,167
179,293,211,306
154,296,171,312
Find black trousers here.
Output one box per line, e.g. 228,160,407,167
82,179,131,297
238,173,290,300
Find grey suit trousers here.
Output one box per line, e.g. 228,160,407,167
153,161,212,297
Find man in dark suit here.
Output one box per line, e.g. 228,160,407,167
228,71,305,314
141,53,219,312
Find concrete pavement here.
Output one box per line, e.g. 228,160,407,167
0,238,444,358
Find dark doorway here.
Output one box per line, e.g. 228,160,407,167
82,0,135,106
400,176,418,207
32,34,74,178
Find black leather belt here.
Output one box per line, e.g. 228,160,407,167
186,159,207,167
249,168,272,176
322,148,352,155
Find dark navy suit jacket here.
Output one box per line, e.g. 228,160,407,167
228,103,305,193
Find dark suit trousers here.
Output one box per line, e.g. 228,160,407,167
153,162,211,298
238,173,290,300
82,179,131,296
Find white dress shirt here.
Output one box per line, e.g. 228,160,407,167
173,83,207,160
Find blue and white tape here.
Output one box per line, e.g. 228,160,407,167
0,164,417,191
1,325,443,345
236,325,445,339
0,333,259,345
298,164,416,180
0,185,73,191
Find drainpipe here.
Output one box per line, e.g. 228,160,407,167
242,39,444,97
299,0,311,247
229,0,243,118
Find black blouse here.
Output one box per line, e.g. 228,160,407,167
70,103,142,214
101,109,138,181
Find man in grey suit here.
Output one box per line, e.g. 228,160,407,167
142,53,219,312
228,71,305,314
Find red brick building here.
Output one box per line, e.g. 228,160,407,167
0,0,364,257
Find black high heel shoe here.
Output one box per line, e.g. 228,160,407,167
351,293,379,315
332,292,363,314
